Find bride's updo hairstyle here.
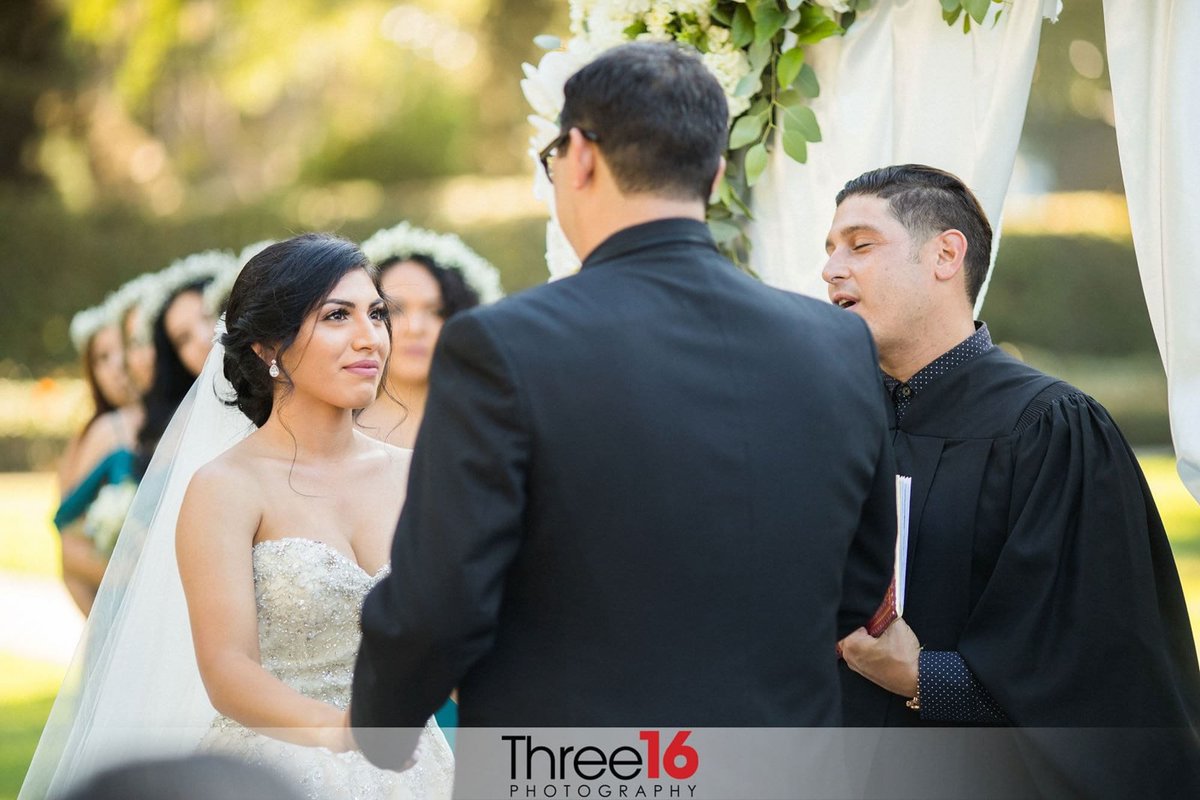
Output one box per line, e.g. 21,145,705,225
221,233,384,427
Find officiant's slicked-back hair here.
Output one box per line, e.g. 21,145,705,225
560,42,727,203
837,164,993,304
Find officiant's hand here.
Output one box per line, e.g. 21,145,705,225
839,619,920,698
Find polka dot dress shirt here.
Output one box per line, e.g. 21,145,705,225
883,322,1009,722
882,322,994,424
918,650,1009,724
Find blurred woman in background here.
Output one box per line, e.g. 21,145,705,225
56,306,137,613
54,252,228,614
58,314,133,490
131,250,234,472
134,280,217,472
357,222,503,448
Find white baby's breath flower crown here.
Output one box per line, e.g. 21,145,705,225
136,249,239,342
69,271,163,352
68,304,114,353
361,222,505,305
203,240,275,318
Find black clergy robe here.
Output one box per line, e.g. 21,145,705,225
841,345,1200,797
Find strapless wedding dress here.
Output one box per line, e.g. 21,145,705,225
200,537,454,800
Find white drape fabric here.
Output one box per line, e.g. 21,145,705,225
1101,0,1200,502
749,0,1058,310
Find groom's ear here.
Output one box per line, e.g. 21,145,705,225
708,157,727,204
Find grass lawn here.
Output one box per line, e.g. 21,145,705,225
0,653,62,800
1,463,1199,796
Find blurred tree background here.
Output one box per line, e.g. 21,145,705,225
0,0,1170,461
0,0,564,378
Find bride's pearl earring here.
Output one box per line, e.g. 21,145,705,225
268,359,280,378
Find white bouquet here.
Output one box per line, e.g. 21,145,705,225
83,481,137,556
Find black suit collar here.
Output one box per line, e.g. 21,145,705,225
581,218,717,270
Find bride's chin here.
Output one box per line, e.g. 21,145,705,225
336,391,379,411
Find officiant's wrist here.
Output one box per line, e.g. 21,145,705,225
905,648,924,712
905,676,921,711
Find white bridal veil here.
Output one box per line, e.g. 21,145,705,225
21,326,255,798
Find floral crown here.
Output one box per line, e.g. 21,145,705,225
135,249,239,342
68,304,114,353
69,272,161,352
360,222,505,305
203,240,275,318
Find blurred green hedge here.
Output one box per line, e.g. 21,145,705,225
0,188,1171,456
984,231,1169,445
0,186,550,377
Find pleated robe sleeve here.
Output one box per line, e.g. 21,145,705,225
957,391,1200,794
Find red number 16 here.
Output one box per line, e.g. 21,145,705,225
638,730,699,779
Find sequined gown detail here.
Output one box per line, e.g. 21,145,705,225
200,538,454,800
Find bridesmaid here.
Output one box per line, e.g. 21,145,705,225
357,222,503,447
57,302,137,613
132,251,233,470
55,252,229,613
133,279,216,468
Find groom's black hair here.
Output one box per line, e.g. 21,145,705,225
559,42,727,203
837,164,993,305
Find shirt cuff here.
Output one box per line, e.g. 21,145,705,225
918,650,1009,723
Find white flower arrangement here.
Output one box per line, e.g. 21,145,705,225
135,249,238,341
361,222,505,304
203,240,275,318
83,479,137,556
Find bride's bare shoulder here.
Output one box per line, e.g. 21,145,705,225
186,437,265,502
178,442,266,549
354,431,412,477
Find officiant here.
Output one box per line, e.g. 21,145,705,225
827,165,1200,797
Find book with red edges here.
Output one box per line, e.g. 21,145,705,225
867,476,912,637
866,578,898,637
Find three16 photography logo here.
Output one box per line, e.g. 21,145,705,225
502,730,699,798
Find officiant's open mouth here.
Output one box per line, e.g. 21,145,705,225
832,293,859,310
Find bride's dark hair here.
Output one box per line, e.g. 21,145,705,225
221,233,385,427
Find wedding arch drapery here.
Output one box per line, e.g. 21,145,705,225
1101,0,1200,502
749,0,1061,310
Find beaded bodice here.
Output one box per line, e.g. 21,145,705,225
201,537,454,799
250,537,386,708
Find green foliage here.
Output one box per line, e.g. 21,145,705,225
706,0,978,268
303,89,477,183
940,0,1003,29
13,0,534,215
709,0,852,267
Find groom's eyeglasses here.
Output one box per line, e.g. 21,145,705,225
539,128,600,183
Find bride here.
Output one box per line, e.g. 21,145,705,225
21,234,453,800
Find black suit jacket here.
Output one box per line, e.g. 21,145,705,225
352,219,894,765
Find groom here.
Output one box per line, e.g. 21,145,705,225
351,42,894,766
